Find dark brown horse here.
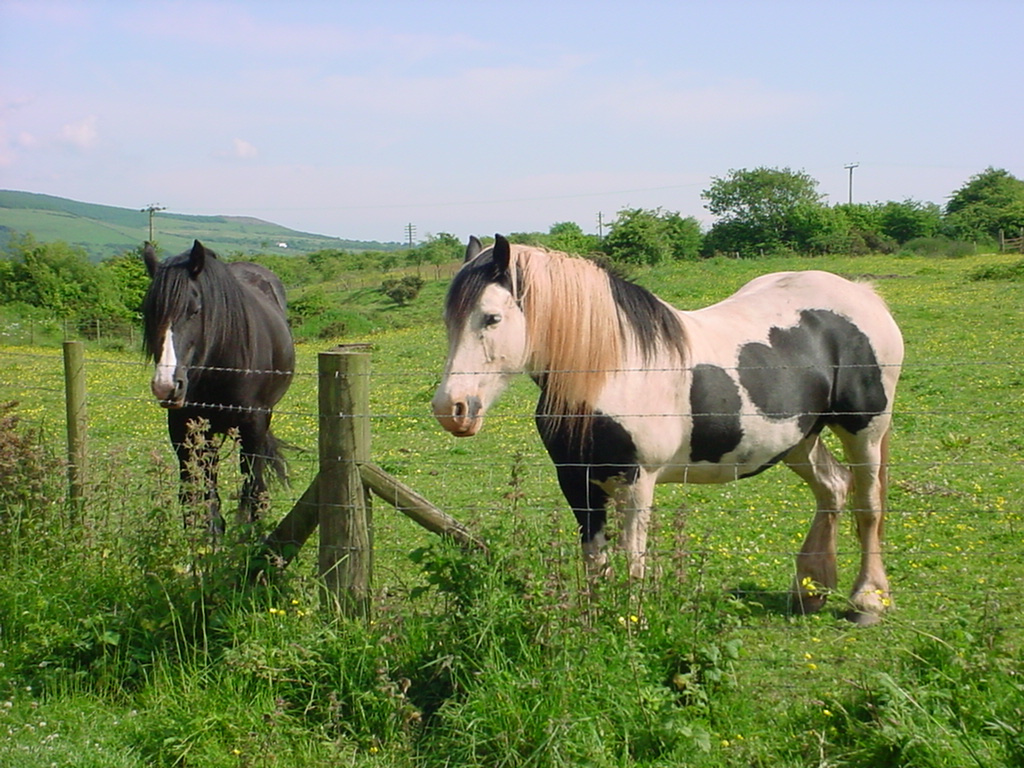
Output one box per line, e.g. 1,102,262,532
142,240,294,529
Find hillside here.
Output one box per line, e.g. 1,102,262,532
0,190,402,261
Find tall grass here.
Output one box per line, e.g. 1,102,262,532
1,251,1023,766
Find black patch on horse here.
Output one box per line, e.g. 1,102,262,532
536,406,639,544
689,363,744,463
738,309,886,435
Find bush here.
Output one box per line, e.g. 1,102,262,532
381,276,424,305
898,237,977,259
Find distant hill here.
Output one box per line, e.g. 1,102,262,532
0,190,403,261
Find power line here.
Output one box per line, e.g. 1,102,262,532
140,203,165,242
843,163,859,204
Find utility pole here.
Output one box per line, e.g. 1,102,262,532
597,212,605,240
843,163,859,205
141,203,165,242
405,223,416,249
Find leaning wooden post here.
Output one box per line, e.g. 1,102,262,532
318,345,373,618
62,340,87,508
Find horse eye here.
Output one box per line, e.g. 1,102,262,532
483,313,501,328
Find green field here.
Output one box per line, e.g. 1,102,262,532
1,252,1023,766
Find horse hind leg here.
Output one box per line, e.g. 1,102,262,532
784,434,853,615
238,442,270,525
836,424,893,625
237,417,284,525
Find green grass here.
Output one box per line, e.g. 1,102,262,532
1,252,1023,766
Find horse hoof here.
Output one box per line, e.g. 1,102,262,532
791,593,827,615
844,609,882,627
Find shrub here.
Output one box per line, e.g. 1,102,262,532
381,276,425,305
898,237,977,259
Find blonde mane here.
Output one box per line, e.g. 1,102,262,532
507,245,686,419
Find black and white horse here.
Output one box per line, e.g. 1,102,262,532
432,235,904,623
143,240,295,529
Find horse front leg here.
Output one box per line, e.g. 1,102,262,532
574,507,610,581
612,473,656,581
171,415,222,533
556,464,612,581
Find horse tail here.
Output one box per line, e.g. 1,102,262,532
255,430,291,487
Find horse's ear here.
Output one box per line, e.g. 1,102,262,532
493,234,511,275
188,239,206,277
143,242,159,278
464,235,483,263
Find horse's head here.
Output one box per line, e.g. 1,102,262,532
432,235,529,436
142,239,215,409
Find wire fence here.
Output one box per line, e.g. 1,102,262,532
2,346,1020,555
2,353,1023,680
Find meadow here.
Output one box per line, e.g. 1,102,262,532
1,251,1022,767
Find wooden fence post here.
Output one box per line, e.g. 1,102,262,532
318,345,372,618
62,340,87,507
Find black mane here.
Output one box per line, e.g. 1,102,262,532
606,271,687,364
443,248,515,329
445,244,686,364
142,250,254,370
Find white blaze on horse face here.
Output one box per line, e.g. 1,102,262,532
433,283,528,437
151,327,180,404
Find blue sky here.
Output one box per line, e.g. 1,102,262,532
2,0,1021,243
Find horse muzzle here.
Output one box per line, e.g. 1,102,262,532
432,394,484,437
151,376,186,409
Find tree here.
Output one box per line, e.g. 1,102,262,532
418,232,463,275
546,221,600,255
944,167,1024,243
833,204,895,254
503,223,600,254
0,234,122,318
604,207,703,264
878,199,942,244
788,203,852,255
663,214,703,261
100,245,151,318
702,167,825,256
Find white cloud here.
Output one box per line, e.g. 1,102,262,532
60,115,98,149
233,138,258,159
0,119,40,167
